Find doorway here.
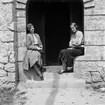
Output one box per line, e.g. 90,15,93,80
27,0,83,65
45,2,70,65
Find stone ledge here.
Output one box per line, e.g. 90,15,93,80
17,0,27,4
75,46,105,61
1,0,13,3
16,2,26,9
84,0,95,9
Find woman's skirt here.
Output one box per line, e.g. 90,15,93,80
23,50,42,70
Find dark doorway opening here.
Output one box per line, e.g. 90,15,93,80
45,2,70,65
26,0,83,65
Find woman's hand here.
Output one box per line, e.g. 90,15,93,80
67,47,73,49
37,47,42,50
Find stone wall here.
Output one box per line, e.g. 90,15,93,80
2,0,104,87
16,0,105,85
16,1,27,81
0,0,15,87
74,0,105,87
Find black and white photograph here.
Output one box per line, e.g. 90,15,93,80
0,0,105,105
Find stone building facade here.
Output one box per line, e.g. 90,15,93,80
0,0,105,87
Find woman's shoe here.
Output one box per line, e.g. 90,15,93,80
66,67,73,73
58,69,65,74
40,76,44,80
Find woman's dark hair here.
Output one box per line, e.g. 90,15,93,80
70,22,78,29
27,23,33,31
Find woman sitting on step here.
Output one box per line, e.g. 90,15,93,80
23,23,44,80
58,22,84,74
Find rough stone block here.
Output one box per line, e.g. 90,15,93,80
103,46,105,60
17,10,25,17
84,71,92,83
74,61,105,79
0,52,8,63
18,47,27,61
0,42,14,63
84,9,105,15
4,63,15,72
18,62,23,72
17,18,26,32
91,72,103,82
18,32,26,47
0,63,4,69
0,30,14,42
0,43,14,63
7,72,15,82
0,16,7,30
95,0,105,10
85,31,105,45
75,46,104,61
0,3,12,17
0,43,8,53
17,0,27,4
4,12,12,24
9,51,15,63
7,22,15,31
0,69,7,77
84,16,105,30
84,8,94,15
0,2,13,31
7,43,14,52
0,3,12,24
0,77,15,87
18,62,26,81
17,17,26,23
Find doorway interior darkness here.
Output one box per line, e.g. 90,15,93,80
27,0,83,65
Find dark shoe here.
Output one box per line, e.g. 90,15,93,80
40,76,44,80
41,67,46,73
66,67,73,73
58,69,65,74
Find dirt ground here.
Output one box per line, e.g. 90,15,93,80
15,72,105,105
15,87,105,105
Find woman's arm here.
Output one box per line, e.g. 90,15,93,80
36,34,43,50
71,31,83,47
26,34,37,50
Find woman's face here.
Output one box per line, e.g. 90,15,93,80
30,25,34,33
70,25,77,33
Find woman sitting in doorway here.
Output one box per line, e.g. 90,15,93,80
23,23,44,80
58,22,84,74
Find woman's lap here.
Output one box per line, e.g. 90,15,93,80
29,51,42,68
58,47,84,66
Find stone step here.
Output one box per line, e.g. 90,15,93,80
19,65,74,81
19,73,86,88
43,65,62,72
